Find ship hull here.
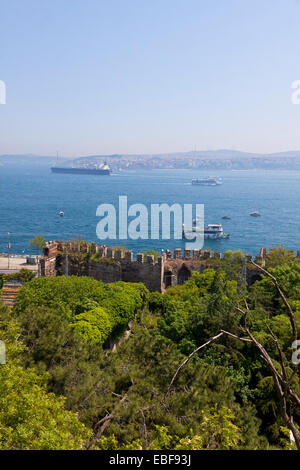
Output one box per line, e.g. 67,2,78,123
183,232,230,240
182,227,230,239
192,182,217,186
192,178,222,186
51,167,111,175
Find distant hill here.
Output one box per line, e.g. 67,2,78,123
75,149,259,161
73,149,300,170
0,154,70,166
2,150,300,170
74,149,300,162
267,151,300,158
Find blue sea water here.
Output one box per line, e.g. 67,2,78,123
1,165,300,257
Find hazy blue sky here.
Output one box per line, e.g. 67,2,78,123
1,0,300,157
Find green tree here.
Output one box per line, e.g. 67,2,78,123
29,235,46,262
147,407,243,450
15,276,149,337
0,303,91,450
0,363,91,450
13,304,107,426
141,249,160,262
11,258,300,450
96,406,244,450
265,246,295,269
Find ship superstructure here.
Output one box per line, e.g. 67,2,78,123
182,222,230,239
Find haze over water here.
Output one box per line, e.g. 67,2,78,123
1,165,299,257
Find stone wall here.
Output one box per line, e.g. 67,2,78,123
40,241,300,292
41,241,164,291
121,257,164,292
88,261,122,283
40,256,57,277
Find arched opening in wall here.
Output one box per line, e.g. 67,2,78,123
43,247,49,257
164,270,173,289
177,265,191,285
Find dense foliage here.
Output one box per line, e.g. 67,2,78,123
0,268,36,289
15,276,149,342
0,305,91,450
0,248,299,450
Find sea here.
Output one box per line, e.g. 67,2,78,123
0,165,300,257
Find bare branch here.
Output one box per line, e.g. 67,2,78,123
162,332,224,403
220,329,251,342
237,301,300,449
266,323,288,383
88,388,132,449
289,364,300,387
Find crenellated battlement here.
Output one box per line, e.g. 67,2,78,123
41,241,164,291
40,241,300,292
42,241,300,265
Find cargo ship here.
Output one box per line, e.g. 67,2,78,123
51,162,111,175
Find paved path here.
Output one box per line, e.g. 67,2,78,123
0,256,38,273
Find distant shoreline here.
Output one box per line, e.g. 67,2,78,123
3,150,300,171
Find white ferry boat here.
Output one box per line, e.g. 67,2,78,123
192,177,222,186
182,223,230,239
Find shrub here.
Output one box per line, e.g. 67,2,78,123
15,276,149,340
71,307,113,344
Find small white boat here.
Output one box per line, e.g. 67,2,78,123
250,211,261,217
59,211,64,217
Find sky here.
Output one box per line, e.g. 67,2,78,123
1,0,300,157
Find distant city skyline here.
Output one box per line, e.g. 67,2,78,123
1,0,300,157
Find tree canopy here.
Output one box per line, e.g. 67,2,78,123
1,253,299,450
29,235,46,254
